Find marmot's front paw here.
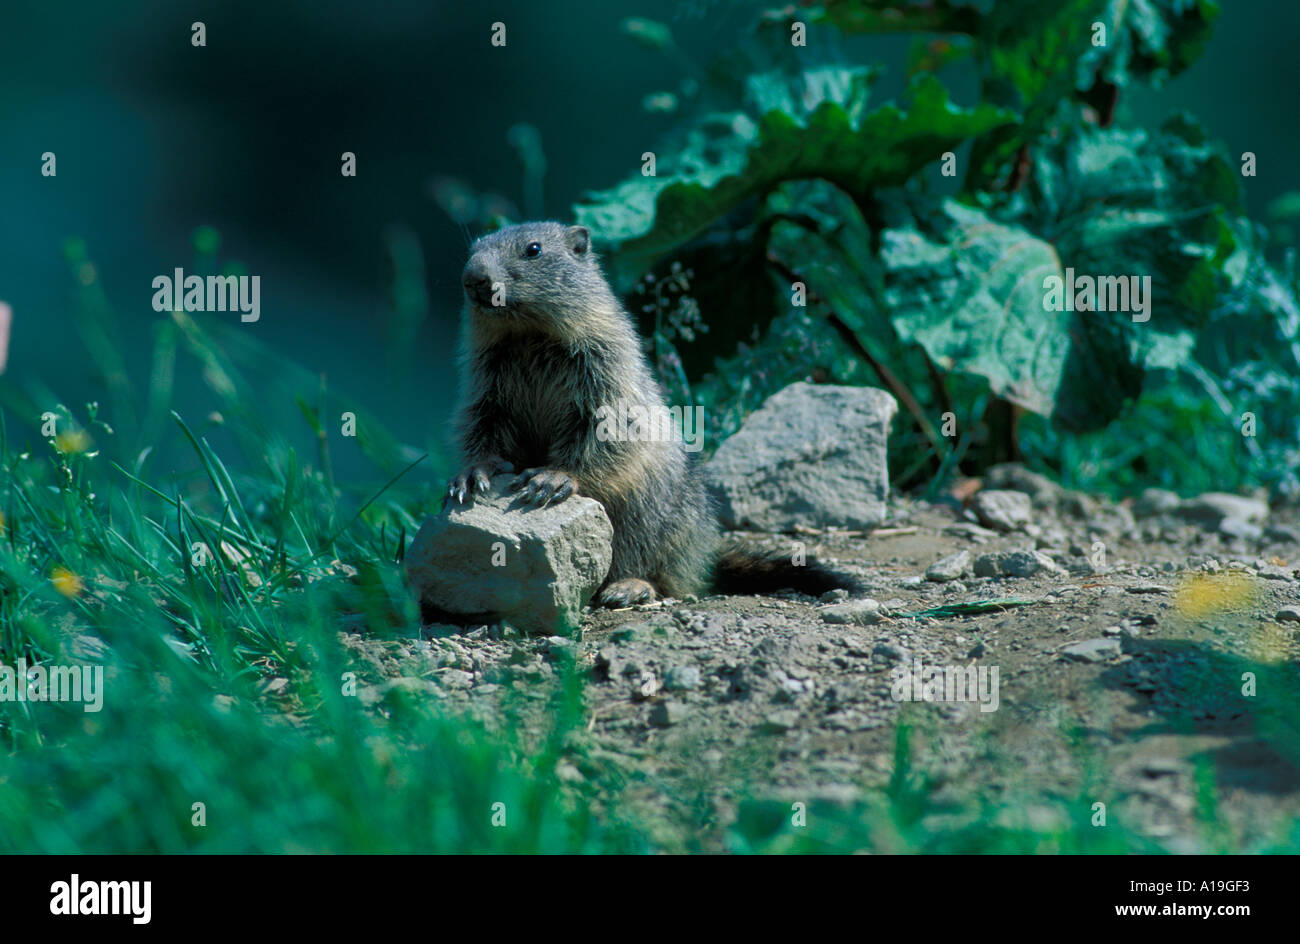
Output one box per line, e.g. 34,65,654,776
445,457,514,506
510,467,577,506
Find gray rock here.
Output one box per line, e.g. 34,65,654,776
650,700,687,726
973,552,1003,578
872,642,909,666
404,474,613,635
942,522,998,543
776,671,812,697
1264,524,1300,546
1218,517,1263,542
819,598,882,625
761,709,800,733
926,550,971,582
1060,638,1123,663
1035,528,1068,549
1105,620,1142,638
544,636,578,657
1001,549,1061,578
358,676,443,706
664,665,702,691
1180,492,1270,527
1095,504,1137,537
1256,562,1294,581
1133,488,1181,518
706,382,897,531
1125,582,1169,595
972,490,1033,532
1276,606,1300,624
436,669,475,690
983,463,1061,505
1066,561,1098,579
595,647,624,681
1061,491,1136,535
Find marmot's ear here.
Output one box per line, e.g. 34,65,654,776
567,225,590,256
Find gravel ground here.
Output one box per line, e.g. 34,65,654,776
343,479,1300,852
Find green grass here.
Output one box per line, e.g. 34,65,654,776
0,403,648,852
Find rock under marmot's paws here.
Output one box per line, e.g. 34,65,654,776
407,474,612,634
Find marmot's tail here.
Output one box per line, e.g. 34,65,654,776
711,545,861,597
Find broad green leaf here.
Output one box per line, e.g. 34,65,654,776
880,199,1070,417
1015,119,1241,424
1081,0,1220,88
765,180,887,341
575,70,1015,286
865,120,1243,430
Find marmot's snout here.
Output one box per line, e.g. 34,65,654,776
462,259,498,307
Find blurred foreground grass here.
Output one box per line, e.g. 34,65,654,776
0,349,640,853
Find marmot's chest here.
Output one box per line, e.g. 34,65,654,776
486,342,589,440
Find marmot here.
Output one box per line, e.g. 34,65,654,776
446,220,852,606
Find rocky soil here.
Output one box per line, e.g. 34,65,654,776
346,467,1300,852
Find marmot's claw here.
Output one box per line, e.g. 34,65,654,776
511,468,576,506
443,477,467,506
446,457,511,506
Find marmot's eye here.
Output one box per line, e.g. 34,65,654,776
524,242,543,258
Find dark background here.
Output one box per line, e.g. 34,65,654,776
2,0,1295,479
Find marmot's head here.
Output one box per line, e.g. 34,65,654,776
462,222,606,328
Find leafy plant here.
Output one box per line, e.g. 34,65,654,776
580,0,1298,495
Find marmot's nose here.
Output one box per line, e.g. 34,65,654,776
462,264,494,303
